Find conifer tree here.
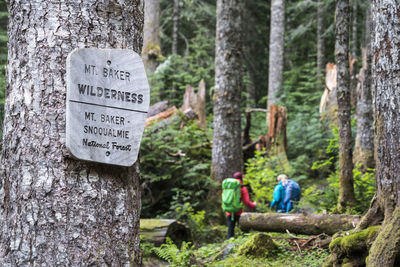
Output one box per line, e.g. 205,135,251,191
335,0,357,211
0,1,142,265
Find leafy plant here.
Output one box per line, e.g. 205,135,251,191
140,115,213,218
300,165,375,214
152,238,194,267
165,201,208,245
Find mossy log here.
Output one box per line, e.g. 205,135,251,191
140,219,191,246
323,226,380,267
239,212,361,235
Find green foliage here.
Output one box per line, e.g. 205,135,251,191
352,166,376,212
160,0,216,56
165,202,209,245
299,122,375,214
150,29,215,107
141,242,157,258
283,60,332,181
140,115,213,218
286,0,336,65
154,0,216,109
152,238,194,267
190,233,329,266
301,164,375,214
244,150,292,212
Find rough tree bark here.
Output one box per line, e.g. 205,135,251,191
0,1,143,265
267,0,285,110
362,1,400,266
335,0,357,212
351,0,358,60
239,212,361,236
142,0,161,74
353,3,374,172
211,0,244,182
350,0,358,107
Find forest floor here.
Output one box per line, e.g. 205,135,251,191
141,228,330,266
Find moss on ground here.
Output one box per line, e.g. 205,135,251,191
236,233,280,258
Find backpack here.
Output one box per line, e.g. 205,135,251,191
221,178,242,214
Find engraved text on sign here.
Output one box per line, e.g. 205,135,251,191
66,48,150,166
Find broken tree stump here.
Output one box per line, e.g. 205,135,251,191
180,80,207,128
319,63,338,125
140,219,192,247
256,104,287,155
239,212,361,235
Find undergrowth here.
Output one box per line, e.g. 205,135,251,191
142,232,329,267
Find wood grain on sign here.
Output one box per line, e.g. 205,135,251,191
66,48,150,166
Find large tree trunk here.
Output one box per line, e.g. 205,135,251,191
142,0,161,74
239,213,361,236
0,1,143,265
211,0,244,182
364,1,400,266
267,0,285,110
353,3,374,172
335,0,357,212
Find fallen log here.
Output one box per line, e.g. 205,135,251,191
147,100,169,117
140,219,192,247
239,212,361,235
145,106,177,127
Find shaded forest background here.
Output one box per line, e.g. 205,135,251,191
0,0,380,265
139,0,374,220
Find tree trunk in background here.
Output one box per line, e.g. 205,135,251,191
353,3,374,172
172,0,180,55
363,1,400,265
267,0,285,111
142,0,161,74
351,0,358,60
0,1,143,265
350,0,358,107
335,0,356,212
212,0,244,182
317,0,326,81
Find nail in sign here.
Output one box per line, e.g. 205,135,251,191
66,48,150,166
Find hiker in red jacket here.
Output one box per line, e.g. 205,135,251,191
226,172,257,239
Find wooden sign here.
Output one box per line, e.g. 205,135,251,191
66,48,150,166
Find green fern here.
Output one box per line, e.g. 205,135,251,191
152,238,193,267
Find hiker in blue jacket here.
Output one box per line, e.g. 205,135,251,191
278,174,301,212
270,180,285,213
